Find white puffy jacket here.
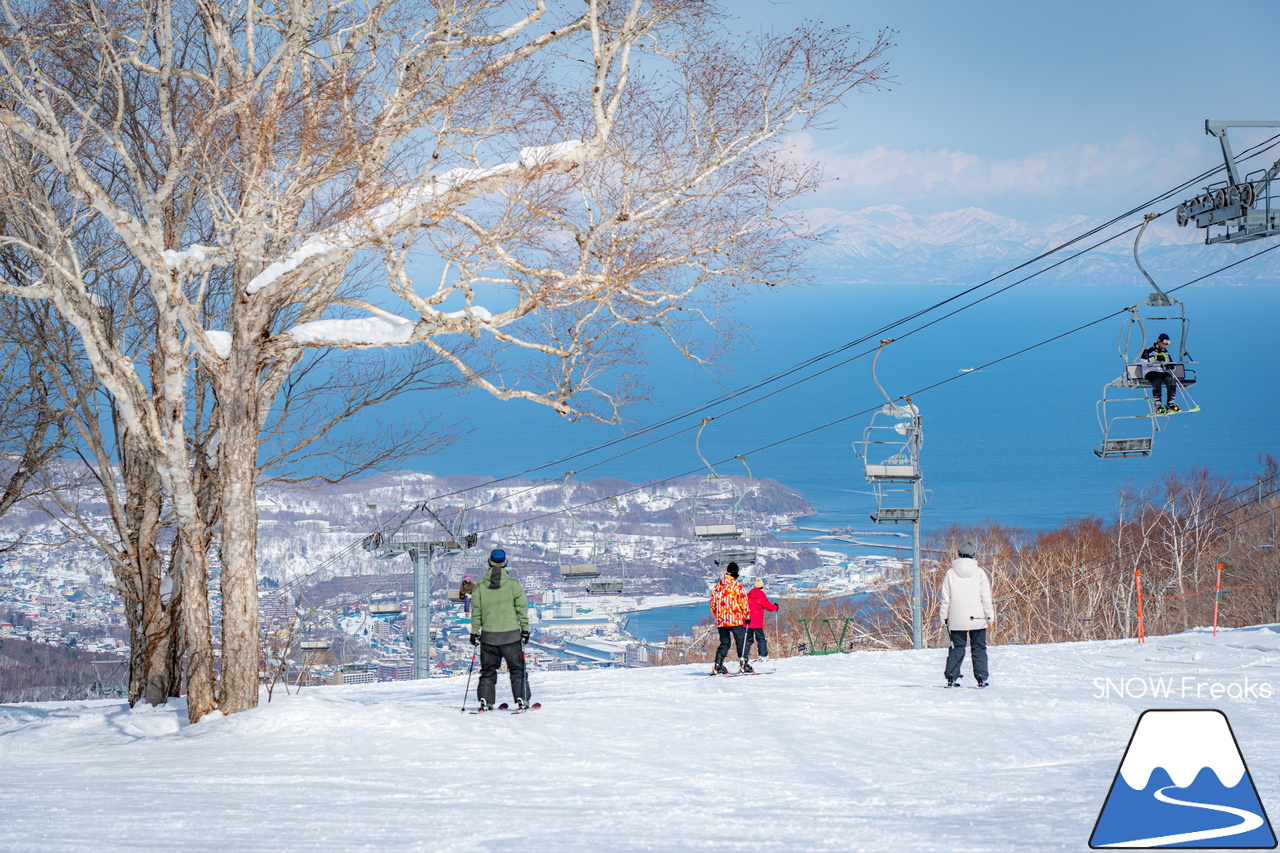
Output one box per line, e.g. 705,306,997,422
940,557,994,631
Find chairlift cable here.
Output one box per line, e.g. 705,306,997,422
309,237,1278,574
463,246,1280,537
391,134,1280,512
325,139,1280,566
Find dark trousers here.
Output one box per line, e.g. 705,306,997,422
715,626,745,665
1147,372,1176,405
478,641,528,707
945,629,989,682
744,627,768,658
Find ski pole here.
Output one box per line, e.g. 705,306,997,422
460,648,477,712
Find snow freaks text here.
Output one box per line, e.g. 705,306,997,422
1092,676,1274,701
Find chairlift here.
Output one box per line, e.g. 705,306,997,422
557,473,601,580
368,594,401,616
1094,216,1199,459
588,579,626,595
588,498,630,595
854,340,925,523
690,419,760,572
365,580,404,617
1256,506,1277,551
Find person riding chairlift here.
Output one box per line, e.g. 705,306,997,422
1139,332,1179,414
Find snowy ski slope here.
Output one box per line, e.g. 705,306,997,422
3,625,1279,853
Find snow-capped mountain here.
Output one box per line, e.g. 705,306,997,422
803,204,1280,286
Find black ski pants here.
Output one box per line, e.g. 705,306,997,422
945,628,989,682
715,626,746,666
478,640,528,707
1147,372,1176,406
744,627,768,659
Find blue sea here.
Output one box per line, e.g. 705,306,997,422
406,280,1278,540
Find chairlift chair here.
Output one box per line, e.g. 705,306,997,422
587,499,630,595
1094,216,1199,459
690,420,761,569
557,473,602,579
1256,506,1277,550
365,582,403,616
368,596,401,616
854,341,925,523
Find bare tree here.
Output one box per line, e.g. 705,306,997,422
0,0,892,719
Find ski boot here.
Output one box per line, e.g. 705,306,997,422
741,661,755,674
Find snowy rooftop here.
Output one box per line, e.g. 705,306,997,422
3,625,1280,852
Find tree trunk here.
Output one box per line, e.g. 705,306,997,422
177,532,217,721
216,379,263,714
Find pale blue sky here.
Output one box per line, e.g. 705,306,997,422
737,0,1280,221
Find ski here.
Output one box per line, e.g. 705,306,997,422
1140,406,1200,417
469,702,541,713
708,669,775,677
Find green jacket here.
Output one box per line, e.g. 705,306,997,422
470,564,529,645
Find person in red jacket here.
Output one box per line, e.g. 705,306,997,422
709,562,750,674
745,577,778,662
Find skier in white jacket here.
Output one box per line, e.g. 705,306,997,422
939,539,995,687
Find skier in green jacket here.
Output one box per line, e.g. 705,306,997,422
469,549,532,710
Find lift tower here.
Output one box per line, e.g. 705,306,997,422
362,502,476,679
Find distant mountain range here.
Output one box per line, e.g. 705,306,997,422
803,205,1280,286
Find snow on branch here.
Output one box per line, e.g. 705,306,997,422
204,331,232,359
519,140,584,168
287,315,417,346
160,245,214,270
286,302,497,347
244,141,582,297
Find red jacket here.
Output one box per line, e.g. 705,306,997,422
710,575,749,627
747,587,778,629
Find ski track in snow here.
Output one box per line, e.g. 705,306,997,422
2,626,1280,852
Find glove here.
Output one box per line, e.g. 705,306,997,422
520,630,530,644
469,634,479,646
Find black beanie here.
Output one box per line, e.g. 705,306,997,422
726,562,740,578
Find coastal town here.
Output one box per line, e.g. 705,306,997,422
0,469,906,700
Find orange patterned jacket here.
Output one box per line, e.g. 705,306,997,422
709,574,749,627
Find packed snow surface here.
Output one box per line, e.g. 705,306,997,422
3,625,1280,852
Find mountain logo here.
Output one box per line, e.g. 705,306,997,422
1090,709,1276,849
